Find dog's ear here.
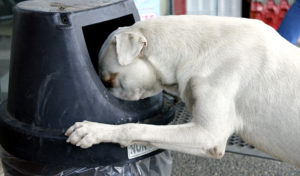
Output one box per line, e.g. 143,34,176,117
115,32,147,66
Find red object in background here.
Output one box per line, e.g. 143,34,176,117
173,0,186,15
250,0,292,29
250,1,265,20
263,0,280,29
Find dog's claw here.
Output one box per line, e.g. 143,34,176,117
65,121,106,149
65,122,84,136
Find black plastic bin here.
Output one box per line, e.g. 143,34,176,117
0,0,174,170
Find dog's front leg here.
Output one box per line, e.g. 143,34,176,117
66,77,239,159
65,121,224,158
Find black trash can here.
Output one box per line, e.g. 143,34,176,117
0,0,174,175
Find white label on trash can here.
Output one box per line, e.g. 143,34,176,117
127,144,158,159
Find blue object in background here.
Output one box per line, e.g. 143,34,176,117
278,0,300,45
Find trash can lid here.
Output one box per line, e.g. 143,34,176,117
17,0,124,12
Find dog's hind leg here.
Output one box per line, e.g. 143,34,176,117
66,77,240,159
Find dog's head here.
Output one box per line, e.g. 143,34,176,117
99,28,162,101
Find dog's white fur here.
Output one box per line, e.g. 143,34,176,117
66,15,300,167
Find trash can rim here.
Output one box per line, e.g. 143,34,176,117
17,0,125,13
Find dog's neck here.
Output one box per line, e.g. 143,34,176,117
144,55,176,81
144,51,198,100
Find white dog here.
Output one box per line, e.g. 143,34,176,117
66,15,300,168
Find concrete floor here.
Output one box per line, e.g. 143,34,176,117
172,152,300,176
0,19,300,175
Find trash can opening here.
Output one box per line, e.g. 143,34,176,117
82,14,135,75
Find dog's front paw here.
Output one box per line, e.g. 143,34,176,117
65,121,106,149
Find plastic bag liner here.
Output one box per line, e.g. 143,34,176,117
0,147,172,176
